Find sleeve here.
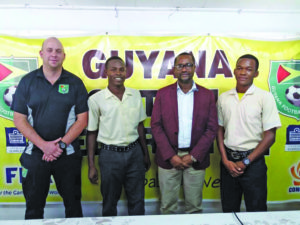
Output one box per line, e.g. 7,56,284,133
150,90,176,161
262,92,281,131
138,91,147,122
87,96,100,131
217,94,224,127
11,77,29,115
75,79,88,114
190,90,218,163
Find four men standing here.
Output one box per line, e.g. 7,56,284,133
12,37,281,218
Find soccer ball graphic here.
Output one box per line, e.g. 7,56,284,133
285,85,300,107
3,85,17,107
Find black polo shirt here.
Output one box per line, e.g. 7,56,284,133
11,66,88,153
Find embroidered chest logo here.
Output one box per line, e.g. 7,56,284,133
58,84,69,94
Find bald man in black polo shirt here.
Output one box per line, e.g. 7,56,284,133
11,37,88,219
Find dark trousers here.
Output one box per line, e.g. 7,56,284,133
98,143,145,216
220,154,267,212
20,149,83,219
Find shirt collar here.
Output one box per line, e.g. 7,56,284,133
177,82,198,94
36,66,44,78
229,84,256,95
36,66,65,80
104,87,132,99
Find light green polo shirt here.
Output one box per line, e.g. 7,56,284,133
87,87,147,146
217,85,281,151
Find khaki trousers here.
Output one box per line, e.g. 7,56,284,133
158,151,206,214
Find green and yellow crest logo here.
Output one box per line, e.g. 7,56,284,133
269,60,300,120
0,57,38,121
58,84,69,94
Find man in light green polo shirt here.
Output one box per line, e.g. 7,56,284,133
87,56,151,216
217,54,281,212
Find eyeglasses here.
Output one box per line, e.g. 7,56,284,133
174,63,194,70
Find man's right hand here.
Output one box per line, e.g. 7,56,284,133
88,166,99,184
170,155,190,170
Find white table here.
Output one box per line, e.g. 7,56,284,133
2,210,300,225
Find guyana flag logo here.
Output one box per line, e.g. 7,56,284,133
0,58,38,121
269,60,300,120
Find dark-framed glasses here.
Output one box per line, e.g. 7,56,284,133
174,63,194,70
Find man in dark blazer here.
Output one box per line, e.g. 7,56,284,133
151,52,218,214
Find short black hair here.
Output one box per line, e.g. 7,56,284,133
237,54,259,71
105,56,125,69
174,52,195,65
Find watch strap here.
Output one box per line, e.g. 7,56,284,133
59,140,67,150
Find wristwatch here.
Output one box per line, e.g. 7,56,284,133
242,157,251,167
191,155,197,163
58,140,67,151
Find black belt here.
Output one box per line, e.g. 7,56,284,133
178,147,191,152
101,140,139,152
225,147,253,161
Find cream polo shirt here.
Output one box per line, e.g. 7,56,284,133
87,87,147,146
217,84,281,151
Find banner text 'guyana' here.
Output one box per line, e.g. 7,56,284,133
82,50,233,79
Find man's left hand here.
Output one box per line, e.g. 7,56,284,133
181,154,193,166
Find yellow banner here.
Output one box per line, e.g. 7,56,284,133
0,35,299,203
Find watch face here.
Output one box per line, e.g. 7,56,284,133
59,141,66,149
243,158,250,165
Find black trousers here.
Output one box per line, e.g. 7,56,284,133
98,142,145,216
220,154,267,212
20,149,83,219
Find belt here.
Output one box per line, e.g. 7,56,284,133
101,140,139,152
177,147,191,152
225,147,254,161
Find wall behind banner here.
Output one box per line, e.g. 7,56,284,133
0,35,299,207
1,4,300,38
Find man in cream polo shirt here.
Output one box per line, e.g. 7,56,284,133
86,56,151,216
217,54,281,212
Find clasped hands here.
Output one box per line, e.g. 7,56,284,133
42,137,63,162
224,160,246,178
170,154,193,170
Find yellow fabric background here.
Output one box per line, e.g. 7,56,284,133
0,35,299,203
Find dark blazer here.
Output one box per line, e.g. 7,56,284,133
151,82,218,170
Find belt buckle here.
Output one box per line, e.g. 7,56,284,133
231,151,240,160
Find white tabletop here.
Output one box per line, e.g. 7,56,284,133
2,210,300,225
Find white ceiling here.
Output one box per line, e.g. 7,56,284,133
0,0,299,38
0,0,299,11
